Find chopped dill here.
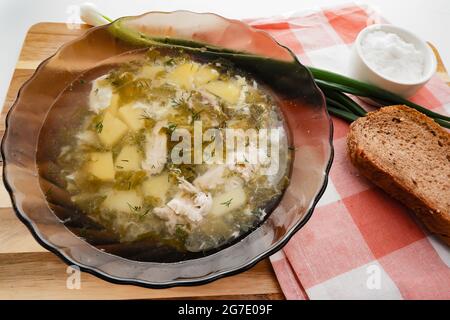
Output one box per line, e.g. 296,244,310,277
191,110,202,123
164,58,175,66
127,202,142,213
140,208,151,217
175,224,188,241
221,198,233,207
166,123,177,134
95,122,103,133
171,92,191,108
139,110,153,120
135,79,151,89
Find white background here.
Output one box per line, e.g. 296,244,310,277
0,0,449,106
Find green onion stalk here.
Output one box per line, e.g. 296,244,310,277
308,67,450,128
79,4,450,129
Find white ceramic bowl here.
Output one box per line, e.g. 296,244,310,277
349,24,436,97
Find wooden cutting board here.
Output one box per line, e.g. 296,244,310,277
0,22,283,300
1,22,449,300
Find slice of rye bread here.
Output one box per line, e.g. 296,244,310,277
347,105,450,245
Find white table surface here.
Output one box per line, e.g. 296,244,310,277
0,0,449,106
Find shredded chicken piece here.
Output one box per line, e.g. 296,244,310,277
153,206,179,232
193,165,226,190
89,75,113,113
132,100,172,121
226,150,258,182
154,177,213,224
142,121,167,175
76,130,98,146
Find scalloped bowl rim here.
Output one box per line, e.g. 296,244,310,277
1,11,334,288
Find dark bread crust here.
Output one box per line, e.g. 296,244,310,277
347,105,450,246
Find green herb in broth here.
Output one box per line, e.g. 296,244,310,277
57,48,291,254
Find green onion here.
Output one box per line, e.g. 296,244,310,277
308,67,450,122
76,6,449,129
435,118,450,129
80,3,112,27
321,88,367,116
312,67,450,128
326,97,352,113
315,79,363,97
326,106,359,122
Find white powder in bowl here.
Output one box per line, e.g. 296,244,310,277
360,30,425,82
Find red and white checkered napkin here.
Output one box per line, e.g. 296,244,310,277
245,3,450,300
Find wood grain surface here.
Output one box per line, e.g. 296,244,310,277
0,22,283,300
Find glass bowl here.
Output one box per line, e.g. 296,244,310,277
1,11,332,287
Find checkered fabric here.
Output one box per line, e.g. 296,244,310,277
245,3,450,300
